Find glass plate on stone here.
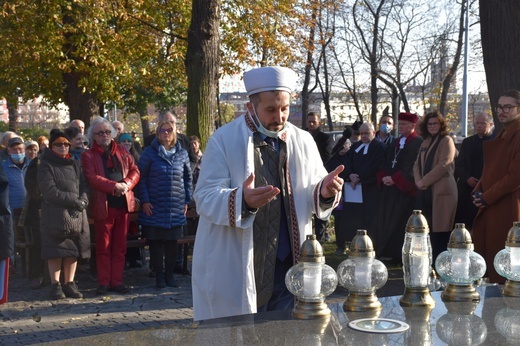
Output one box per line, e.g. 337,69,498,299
348,318,409,334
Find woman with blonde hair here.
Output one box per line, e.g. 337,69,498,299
136,120,192,288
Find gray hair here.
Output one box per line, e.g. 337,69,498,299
86,117,117,142
360,122,375,132
474,112,493,123
1,131,20,147
158,111,177,123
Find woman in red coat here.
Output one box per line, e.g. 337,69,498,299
81,117,140,295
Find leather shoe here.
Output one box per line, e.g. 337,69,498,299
96,285,109,295
109,284,130,294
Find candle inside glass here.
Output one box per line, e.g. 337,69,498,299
354,259,372,289
409,252,430,287
510,247,520,274
450,249,470,280
303,263,322,297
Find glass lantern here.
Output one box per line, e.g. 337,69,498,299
285,234,338,319
437,301,487,346
494,222,520,297
337,230,388,312
435,223,486,302
400,210,436,308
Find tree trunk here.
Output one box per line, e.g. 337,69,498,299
139,108,151,138
62,72,100,128
439,0,465,116
480,0,520,131
6,97,18,133
301,5,318,129
185,0,220,149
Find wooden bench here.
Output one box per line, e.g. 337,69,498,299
177,235,196,274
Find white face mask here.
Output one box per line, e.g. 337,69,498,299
248,106,288,139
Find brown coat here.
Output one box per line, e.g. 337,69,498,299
413,135,457,233
473,119,520,283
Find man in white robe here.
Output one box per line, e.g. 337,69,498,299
192,66,344,321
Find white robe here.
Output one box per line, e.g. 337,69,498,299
192,114,337,321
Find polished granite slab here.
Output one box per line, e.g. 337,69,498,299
44,285,520,345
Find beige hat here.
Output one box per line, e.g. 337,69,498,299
25,140,38,149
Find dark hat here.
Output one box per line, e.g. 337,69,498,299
342,126,354,139
398,112,419,124
8,137,23,147
49,131,71,147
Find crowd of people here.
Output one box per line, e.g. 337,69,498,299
0,66,519,323
0,114,201,299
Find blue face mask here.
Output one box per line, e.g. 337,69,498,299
380,123,392,134
249,106,288,139
10,153,25,162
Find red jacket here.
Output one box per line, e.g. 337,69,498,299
81,141,140,221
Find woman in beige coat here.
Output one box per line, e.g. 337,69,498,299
414,111,457,261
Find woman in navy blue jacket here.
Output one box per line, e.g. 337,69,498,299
135,120,192,288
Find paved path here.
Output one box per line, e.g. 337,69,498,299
0,255,404,345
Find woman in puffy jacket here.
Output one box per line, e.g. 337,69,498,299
135,120,192,288
38,131,90,300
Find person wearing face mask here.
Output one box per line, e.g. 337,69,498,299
2,137,31,212
192,66,344,321
376,115,395,146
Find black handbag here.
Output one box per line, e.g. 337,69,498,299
57,208,83,239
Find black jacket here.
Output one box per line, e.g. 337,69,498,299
37,149,90,260
309,129,333,164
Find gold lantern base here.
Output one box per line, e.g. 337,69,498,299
503,280,520,297
441,283,480,302
343,291,382,312
293,299,331,320
399,287,436,308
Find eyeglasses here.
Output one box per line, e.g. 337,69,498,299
159,128,174,134
53,142,71,148
121,140,132,143
94,130,112,136
496,104,518,113
427,122,440,127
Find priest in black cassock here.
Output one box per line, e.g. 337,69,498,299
336,123,385,255
376,112,423,262
454,112,493,230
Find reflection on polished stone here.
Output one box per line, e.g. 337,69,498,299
437,314,487,345
403,306,432,345
42,286,520,345
495,307,520,342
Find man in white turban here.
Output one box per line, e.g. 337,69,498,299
192,66,344,321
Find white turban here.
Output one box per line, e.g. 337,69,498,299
243,66,298,96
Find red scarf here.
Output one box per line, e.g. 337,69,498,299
92,140,118,169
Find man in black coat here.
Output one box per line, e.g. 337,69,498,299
337,123,385,255
454,112,493,230
306,112,333,242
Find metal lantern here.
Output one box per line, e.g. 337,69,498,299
435,223,486,302
494,222,520,297
337,230,388,312
400,210,436,308
285,234,338,319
